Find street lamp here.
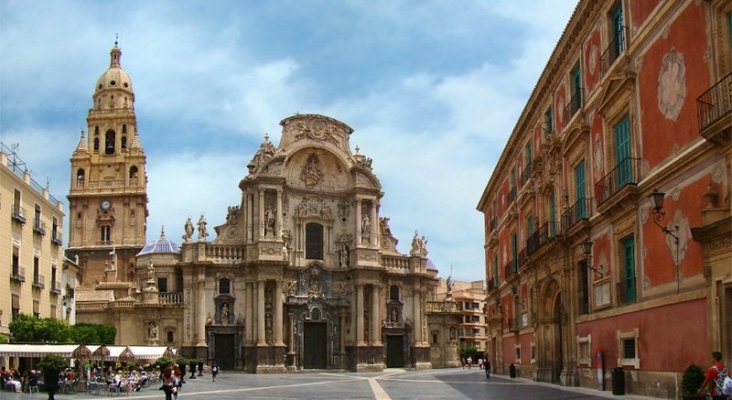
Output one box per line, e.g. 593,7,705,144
581,239,604,277
648,188,680,292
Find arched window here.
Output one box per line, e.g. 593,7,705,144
219,278,230,294
166,330,174,344
390,285,399,301
129,166,138,184
100,225,111,242
305,223,324,260
105,129,115,155
93,127,99,152
121,135,127,150
76,169,85,186
122,124,127,134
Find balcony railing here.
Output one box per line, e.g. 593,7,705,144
518,248,527,265
508,186,517,203
11,205,26,224
51,281,62,295
563,88,583,124
697,72,732,133
617,276,637,305
426,301,459,313
562,198,591,232
595,157,641,205
520,162,532,185
11,267,25,283
33,219,46,236
32,274,45,290
160,292,183,305
51,230,63,245
504,259,517,279
601,27,626,77
526,221,558,255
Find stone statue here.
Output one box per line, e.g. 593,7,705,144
265,208,276,236
221,303,229,325
410,230,429,256
148,321,157,338
183,217,194,241
206,313,213,325
339,244,349,268
281,243,289,260
197,214,208,240
147,260,155,276
361,213,370,239
446,276,453,293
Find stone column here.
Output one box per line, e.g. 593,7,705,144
356,284,365,345
370,200,378,247
339,312,347,363
276,189,283,240
413,287,422,344
195,272,207,346
258,190,265,239
245,281,254,345
355,199,362,245
371,284,381,345
257,280,266,345
275,280,284,346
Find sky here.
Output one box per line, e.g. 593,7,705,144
0,0,577,282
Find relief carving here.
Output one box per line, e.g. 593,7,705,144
295,197,333,220
657,50,686,121
299,154,324,187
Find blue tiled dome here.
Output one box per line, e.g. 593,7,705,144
138,227,180,256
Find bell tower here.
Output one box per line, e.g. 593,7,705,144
67,41,148,288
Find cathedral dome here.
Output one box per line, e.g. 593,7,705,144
94,43,133,95
138,227,180,256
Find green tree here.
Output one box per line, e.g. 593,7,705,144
9,313,43,342
69,323,116,344
39,318,71,343
97,324,117,344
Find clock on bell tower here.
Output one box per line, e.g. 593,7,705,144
67,41,149,288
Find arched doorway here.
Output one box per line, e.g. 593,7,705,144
537,278,563,383
552,293,564,384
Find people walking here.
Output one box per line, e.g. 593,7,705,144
211,361,219,383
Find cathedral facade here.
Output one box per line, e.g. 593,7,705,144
68,44,459,372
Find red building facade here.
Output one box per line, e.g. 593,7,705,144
477,0,731,398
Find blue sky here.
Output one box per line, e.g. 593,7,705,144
0,0,577,282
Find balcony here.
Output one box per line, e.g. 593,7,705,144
595,157,641,206
33,219,47,236
697,72,731,145
504,259,517,280
51,281,62,295
520,162,532,186
526,221,559,256
51,230,63,246
160,292,183,305
508,186,517,203
32,274,45,290
518,248,528,266
563,89,583,124
11,267,26,284
562,198,591,232
11,205,26,224
601,27,626,77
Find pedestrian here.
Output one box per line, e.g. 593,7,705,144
198,360,204,377
211,361,219,383
467,356,473,369
484,359,492,379
172,364,181,400
478,358,483,370
698,351,727,400
161,366,174,400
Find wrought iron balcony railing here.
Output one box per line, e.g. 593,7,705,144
33,219,46,236
601,27,626,76
508,186,517,203
617,276,637,305
51,230,63,246
11,267,25,283
11,205,26,224
33,274,45,290
504,259,517,279
526,221,559,255
697,72,732,133
51,280,62,295
595,157,641,205
563,88,583,124
562,198,591,232
520,162,532,185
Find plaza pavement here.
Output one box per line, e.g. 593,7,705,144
1,368,664,400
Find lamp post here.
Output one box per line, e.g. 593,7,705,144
648,189,680,292
581,239,604,277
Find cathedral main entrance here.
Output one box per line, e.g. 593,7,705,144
303,322,327,369
214,333,236,370
385,335,405,368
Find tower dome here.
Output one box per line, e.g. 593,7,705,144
138,227,180,256
93,41,134,108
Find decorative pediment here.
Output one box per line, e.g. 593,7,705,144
598,70,636,118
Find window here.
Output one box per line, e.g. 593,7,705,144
511,233,518,272
121,135,127,150
579,259,589,314
390,285,399,301
100,225,111,242
432,333,438,344
548,191,557,236
515,344,522,363
12,246,20,275
94,127,99,152
617,329,640,368
105,129,115,155
575,160,587,218
167,330,174,344
11,295,19,321
76,169,85,186
33,300,40,319
544,106,553,134
305,223,323,260
493,255,499,286
614,114,632,187
577,335,592,365
157,277,168,293
219,278,230,294
33,256,40,283
622,338,636,359
129,166,139,184
619,236,636,303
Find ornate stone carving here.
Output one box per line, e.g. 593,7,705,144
295,120,339,143
295,197,333,220
299,154,324,187
657,50,686,121
337,199,350,220
247,134,276,174
410,230,428,257
226,205,240,224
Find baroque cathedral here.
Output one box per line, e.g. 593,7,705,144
67,43,461,372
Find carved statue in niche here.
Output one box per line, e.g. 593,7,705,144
221,303,229,325
265,208,276,236
299,154,324,187
338,244,349,268
361,213,370,240
286,280,298,296
148,321,158,339
308,268,321,298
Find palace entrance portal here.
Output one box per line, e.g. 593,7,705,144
214,333,236,370
386,335,405,368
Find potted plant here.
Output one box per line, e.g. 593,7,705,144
38,354,67,400
681,364,706,400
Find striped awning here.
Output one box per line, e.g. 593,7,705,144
0,344,82,358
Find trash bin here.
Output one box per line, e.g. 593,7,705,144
611,367,625,395
509,363,516,378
